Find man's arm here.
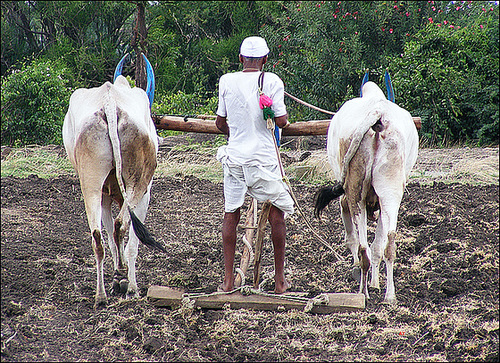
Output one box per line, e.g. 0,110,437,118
216,115,229,135
275,114,290,129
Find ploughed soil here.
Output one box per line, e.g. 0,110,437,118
1,136,498,362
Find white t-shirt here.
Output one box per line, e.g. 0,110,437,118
216,71,287,166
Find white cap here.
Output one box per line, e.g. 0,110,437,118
240,36,270,58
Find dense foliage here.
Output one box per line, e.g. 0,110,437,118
1,58,77,146
1,1,498,146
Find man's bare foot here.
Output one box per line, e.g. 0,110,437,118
274,278,291,294
218,281,234,292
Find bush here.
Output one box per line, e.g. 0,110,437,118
1,59,76,146
390,19,499,146
153,90,218,116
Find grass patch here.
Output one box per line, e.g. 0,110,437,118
1,145,73,179
155,139,224,183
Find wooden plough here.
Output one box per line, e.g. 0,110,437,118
147,104,421,313
147,196,365,313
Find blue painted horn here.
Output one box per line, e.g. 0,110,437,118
113,53,155,109
142,53,155,109
359,69,369,97
113,53,129,82
384,69,395,103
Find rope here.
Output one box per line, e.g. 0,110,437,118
235,268,246,286
270,128,343,261
284,91,336,116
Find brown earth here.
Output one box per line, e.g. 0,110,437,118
1,136,499,362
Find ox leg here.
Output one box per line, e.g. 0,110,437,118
340,197,360,279
369,218,385,290
124,190,151,299
371,181,403,304
102,194,127,295
342,196,371,299
354,208,371,300
81,188,107,308
102,195,118,269
384,231,397,303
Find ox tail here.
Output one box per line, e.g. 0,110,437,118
129,207,166,253
104,90,164,253
339,109,383,186
314,183,345,219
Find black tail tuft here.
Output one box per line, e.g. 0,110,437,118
129,208,166,253
314,183,345,219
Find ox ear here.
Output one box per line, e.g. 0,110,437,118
113,53,129,82
142,53,155,109
385,69,395,102
360,69,369,97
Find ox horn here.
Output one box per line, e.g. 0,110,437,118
384,69,395,103
113,53,129,82
142,53,155,109
359,69,369,97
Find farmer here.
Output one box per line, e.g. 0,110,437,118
215,36,294,294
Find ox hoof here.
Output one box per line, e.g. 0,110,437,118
351,266,361,283
94,296,107,309
119,279,129,294
382,297,397,305
126,290,140,300
112,279,121,295
112,278,129,295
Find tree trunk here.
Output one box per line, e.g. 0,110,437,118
132,2,148,91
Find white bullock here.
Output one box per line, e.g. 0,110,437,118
63,54,164,307
314,81,419,303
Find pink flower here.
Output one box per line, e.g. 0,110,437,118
428,17,433,23
389,28,393,33
406,12,410,17
444,20,448,25
259,94,273,109
480,25,484,29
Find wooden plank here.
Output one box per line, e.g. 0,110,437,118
147,286,365,313
152,115,422,134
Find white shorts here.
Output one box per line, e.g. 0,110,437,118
222,163,295,214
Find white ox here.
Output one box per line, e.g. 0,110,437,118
63,56,164,307
314,81,418,303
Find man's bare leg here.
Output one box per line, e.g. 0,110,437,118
269,205,290,294
220,209,240,292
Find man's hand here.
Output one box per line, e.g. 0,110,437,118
216,115,229,136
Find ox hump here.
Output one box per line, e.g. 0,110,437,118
361,81,386,101
113,75,131,89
